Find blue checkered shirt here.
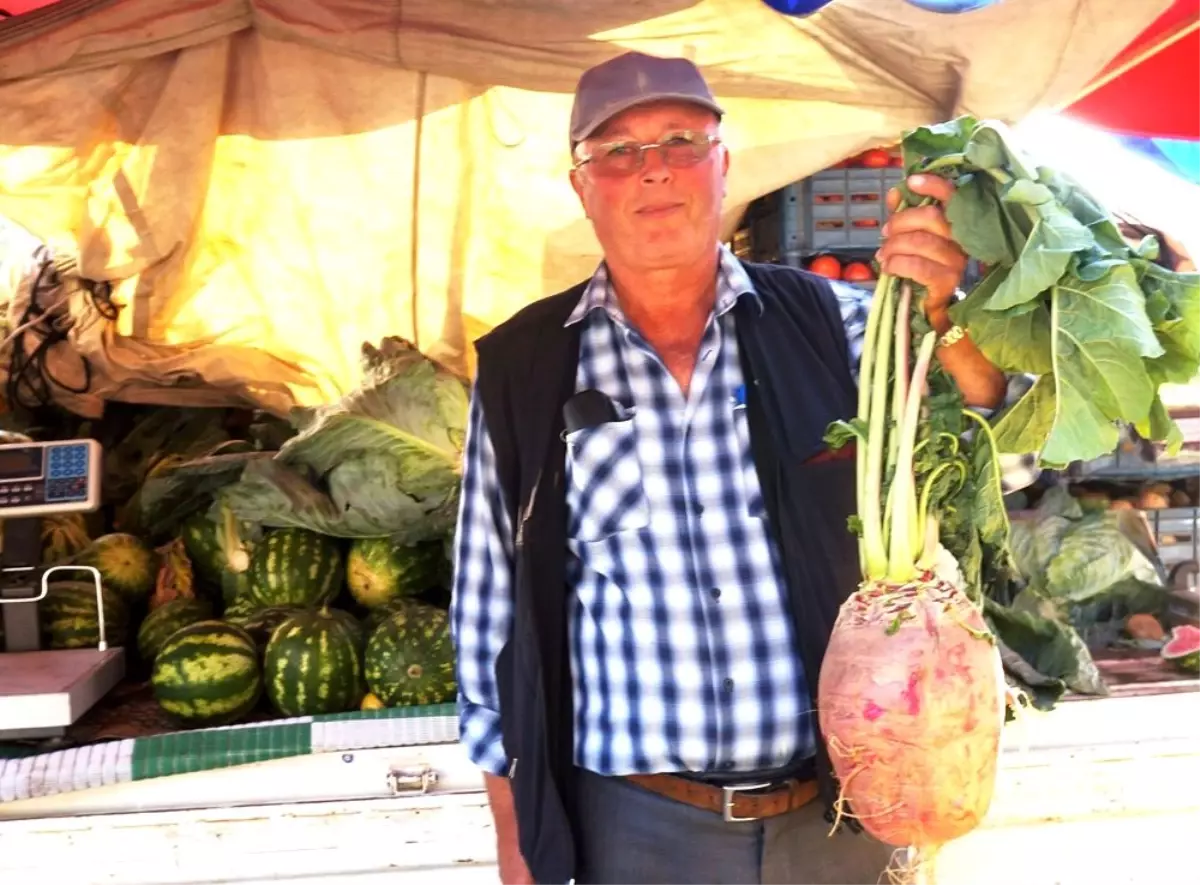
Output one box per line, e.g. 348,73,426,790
449,247,1040,779
450,245,878,778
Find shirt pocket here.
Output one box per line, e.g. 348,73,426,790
564,414,651,542
731,406,767,519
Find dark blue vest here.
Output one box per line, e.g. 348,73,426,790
472,261,861,883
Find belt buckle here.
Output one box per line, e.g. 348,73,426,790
721,781,774,823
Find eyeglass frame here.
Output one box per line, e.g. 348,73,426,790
573,130,723,176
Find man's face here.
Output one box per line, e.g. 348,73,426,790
570,101,729,274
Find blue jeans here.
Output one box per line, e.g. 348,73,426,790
573,769,896,884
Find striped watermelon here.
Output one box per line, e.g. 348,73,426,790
151,621,263,727
263,608,364,716
182,512,255,583
248,528,344,609
181,511,256,608
361,596,424,637
227,604,302,653
180,512,226,585
221,594,260,626
71,533,156,602
364,601,456,707
220,568,253,609
346,539,442,609
40,580,131,649
41,513,91,564
137,597,213,663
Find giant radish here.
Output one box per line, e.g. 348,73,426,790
818,263,1005,879
815,116,1199,882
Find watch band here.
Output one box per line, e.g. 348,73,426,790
938,324,967,349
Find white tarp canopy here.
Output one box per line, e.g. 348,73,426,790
0,0,1174,415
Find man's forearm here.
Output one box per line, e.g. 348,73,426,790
485,771,519,836
927,307,1006,410
485,772,534,884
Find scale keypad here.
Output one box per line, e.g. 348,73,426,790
45,444,90,503
0,482,41,507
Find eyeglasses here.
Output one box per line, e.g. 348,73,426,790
575,131,722,177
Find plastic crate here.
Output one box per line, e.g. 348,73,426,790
782,167,905,260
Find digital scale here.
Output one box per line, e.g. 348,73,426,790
0,438,123,740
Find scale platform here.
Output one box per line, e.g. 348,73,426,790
0,647,125,739
0,438,121,740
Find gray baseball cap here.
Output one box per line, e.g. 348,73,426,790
569,51,724,147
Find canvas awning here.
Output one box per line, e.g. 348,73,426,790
0,0,1177,415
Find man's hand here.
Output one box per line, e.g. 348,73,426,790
878,174,967,319
497,836,535,885
484,772,535,884
879,173,1007,410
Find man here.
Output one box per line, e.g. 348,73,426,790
450,51,1007,885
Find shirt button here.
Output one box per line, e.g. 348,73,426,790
695,501,705,515
710,588,721,601
722,678,734,693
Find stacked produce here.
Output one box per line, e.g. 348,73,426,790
3,336,467,731
817,116,1199,880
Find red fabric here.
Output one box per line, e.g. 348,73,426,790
1066,0,1199,139
0,0,61,14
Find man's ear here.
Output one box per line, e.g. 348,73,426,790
570,168,589,217
720,144,730,196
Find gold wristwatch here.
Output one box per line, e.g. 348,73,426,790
937,324,967,349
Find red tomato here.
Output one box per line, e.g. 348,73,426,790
860,149,891,168
808,255,843,279
842,261,874,282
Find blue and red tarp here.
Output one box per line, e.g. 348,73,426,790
1065,0,1199,142
1119,135,1200,185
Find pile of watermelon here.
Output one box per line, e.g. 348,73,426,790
36,513,455,729
6,343,466,732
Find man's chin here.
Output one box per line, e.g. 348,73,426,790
629,244,711,272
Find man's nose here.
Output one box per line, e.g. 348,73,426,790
640,148,672,184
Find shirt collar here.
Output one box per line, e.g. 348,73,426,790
564,243,761,328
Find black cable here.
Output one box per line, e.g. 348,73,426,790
5,246,119,411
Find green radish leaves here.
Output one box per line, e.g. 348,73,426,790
912,116,1200,467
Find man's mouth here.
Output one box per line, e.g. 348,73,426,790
635,202,684,218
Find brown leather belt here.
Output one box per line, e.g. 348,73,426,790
625,773,818,822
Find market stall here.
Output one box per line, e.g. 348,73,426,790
1,2,1198,883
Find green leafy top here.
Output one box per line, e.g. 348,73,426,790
900,116,1199,469
218,338,470,543
134,338,470,545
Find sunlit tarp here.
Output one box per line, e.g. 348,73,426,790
0,0,1175,414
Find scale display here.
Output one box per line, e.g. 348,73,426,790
0,439,101,517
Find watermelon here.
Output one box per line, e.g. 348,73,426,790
151,621,263,727
41,513,91,564
137,597,213,663
1162,624,1200,674
181,511,256,609
220,568,253,609
182,512,254,582
263,608,364,716
346,539,442,609
71,533,156,602
248,528,344,609
40,580,131,649
221,594,260,625
228,604,303,652
181,512,226,585
362,596,425,636
364,602,456,707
